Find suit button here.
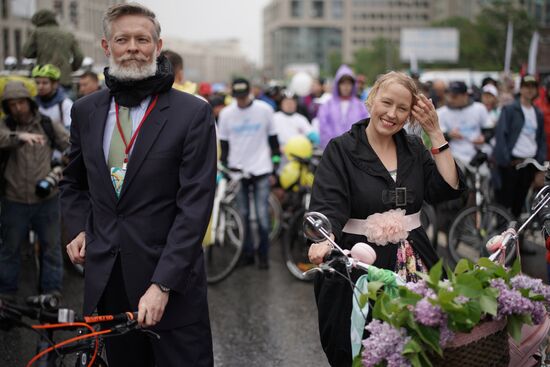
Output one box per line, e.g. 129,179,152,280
110,248,118,256
117,214,124,219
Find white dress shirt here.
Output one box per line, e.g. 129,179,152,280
102,96,151,163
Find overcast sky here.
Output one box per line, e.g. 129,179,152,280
138,0,271,65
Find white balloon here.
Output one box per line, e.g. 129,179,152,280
290,72,313,97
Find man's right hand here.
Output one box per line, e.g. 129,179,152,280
18,132,46,146
66,232,86,265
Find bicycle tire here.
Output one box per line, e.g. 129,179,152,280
282,208,315,281
204,204,244,284
269,193,283,242
447,204,515,265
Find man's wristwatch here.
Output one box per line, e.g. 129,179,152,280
154,282,170,293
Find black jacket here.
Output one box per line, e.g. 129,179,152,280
60,88,217,330
309,119,466,366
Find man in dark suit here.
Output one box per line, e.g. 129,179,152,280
60,4,216,366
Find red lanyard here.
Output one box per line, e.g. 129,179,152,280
115,95,159,168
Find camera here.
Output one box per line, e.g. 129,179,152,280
36,162,63,198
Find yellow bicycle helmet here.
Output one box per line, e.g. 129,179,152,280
283,135,313,160
31,64,61,80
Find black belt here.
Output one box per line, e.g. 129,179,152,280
382,187,415,207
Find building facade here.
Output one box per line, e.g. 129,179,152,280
263,0,550,78
162,37,254,83
0,0,123,71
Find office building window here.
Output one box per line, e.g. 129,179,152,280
14,29,21,64
291,0,303,17
54,0,63,18
311,0,324,18
1,0,7,19
3,28,9,57
70,1,78,26
332,0,343,18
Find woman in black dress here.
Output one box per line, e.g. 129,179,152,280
308,71,466,366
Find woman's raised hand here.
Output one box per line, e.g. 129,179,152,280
411,94,442,138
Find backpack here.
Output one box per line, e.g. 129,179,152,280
0,114,59,194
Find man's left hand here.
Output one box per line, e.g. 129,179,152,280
137,284,169,327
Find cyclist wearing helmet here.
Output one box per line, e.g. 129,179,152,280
273,90,319,147
32,64,73,130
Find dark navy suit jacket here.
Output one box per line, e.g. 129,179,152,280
60,88,217,330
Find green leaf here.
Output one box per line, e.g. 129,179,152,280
429,260,443,286
510,258,521,277
352,354,363,367
454,274,483,298
479,294,498,316
445,264,456,284
359,293,369,309
454,258,473,274
407,321,442,356
507,315,523,342
368,281,385,300
398,288,423,305
477,257,498,270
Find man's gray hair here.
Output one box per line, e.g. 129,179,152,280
102,2,161,41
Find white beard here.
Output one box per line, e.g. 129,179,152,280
108,49,158,81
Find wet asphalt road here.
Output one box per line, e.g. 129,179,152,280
0,242,329,367
1,234,547,367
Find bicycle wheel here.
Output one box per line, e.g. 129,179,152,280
269,193,283,242
282,208,315,281
204,204,244,284
421,202,438,249
447,204,514,265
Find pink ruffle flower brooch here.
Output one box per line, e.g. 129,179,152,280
363,209,410,246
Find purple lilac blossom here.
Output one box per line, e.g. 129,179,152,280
495,287,534,320
439,316,455,347
414,298,444,327
510,275,550,303
362,320,411,367
405,281,435,298
532,301,547,325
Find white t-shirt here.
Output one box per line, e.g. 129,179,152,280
38,98,73,130
218,100,276,176
273,111,315,146
512,105,538,158
437,102,489,164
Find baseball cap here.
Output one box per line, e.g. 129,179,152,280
231,78,250,97
520,74,538,88
448,81,468,94
482,84,498,98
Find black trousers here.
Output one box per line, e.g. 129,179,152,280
96,256,214,367
495,163,536,218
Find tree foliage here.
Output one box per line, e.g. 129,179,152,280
353,37,402,82
431,1,536,71
351,1,537,75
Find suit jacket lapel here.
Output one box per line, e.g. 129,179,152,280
118,92,169,201
88,90,117,205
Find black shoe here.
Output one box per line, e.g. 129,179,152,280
258,257,269,270
237,254,255,267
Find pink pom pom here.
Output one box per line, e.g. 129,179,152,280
351,242,377,264
486,235,504,253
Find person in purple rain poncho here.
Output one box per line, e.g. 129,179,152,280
318,65,369,148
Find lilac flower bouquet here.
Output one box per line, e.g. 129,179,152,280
356,258,550,367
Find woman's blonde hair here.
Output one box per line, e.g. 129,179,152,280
365,71,419,126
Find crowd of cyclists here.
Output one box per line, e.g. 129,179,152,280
2,49,550,289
